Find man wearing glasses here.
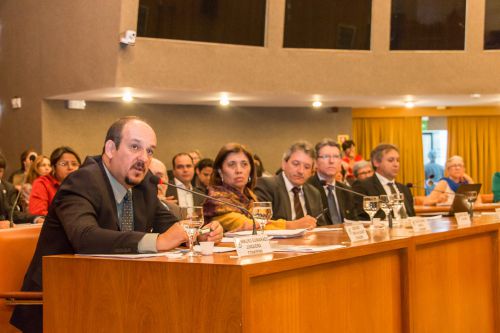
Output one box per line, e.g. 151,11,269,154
308,139,355,224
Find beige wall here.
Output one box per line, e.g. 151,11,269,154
41,101,352,172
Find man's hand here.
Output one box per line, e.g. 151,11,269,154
34,217,45,224
286,215,317,230
198,220,223,244
156,222,188,251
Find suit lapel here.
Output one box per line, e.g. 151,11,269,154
278,174,293,220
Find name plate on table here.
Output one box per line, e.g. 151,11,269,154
345,224,369,242
233,235,272,257
410,217,430,232
496,208,500,220
455,212,471,227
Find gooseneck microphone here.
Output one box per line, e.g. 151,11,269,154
406,182,465,198
320,180,366,198
149,176,257,235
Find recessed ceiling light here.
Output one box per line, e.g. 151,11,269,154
404,100,415,109
470,93,481,98
219,94,230,106
122,91,134,103
312,101,322,108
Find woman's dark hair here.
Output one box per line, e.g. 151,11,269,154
341,140,355,152
211,143,256,189
50,146,81,167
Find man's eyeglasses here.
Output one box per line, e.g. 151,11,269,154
57,161,80,168
318,155,341,160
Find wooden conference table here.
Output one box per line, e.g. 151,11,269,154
415,202,500,215
43,215,500,332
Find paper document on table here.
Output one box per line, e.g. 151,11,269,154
313,227,343,232
225,229,307,238
76,251,183,259
273,244,346,253
193,245,236,253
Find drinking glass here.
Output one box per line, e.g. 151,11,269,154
363,196,380,227
379,195,393,221
252,202,273,234
390,193,404,220
464,191,478,218
179,206,204,257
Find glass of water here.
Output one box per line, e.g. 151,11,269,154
252,202,273,234
180,206,204,257
363,196,380,227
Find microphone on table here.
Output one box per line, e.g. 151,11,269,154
8,154,36,228
320,180,366,198
149,175,258,235
406,182,465,198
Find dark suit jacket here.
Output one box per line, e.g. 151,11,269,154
166,180,206,206
0,180,36,223
307,174,355,224
254,173,325,225
11,156,178,333
351,174,415,220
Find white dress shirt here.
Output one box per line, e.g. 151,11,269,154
174,178,194,208
375,172,400,195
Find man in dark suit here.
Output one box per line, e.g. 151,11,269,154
0,154,42,226
166,153,206,207
307,139,355,225
352,143,415,220
11,117,222,333
255,141,323,228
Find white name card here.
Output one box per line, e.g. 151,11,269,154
345,224,369,242
495,208,500,220
233,235,272,257
455,212,471,227
410,217,430,232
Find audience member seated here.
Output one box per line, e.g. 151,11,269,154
0,154,43,227
194,158,214,194
149,158,181,218
424,150,444,194
8,149,37,190
204,143,317,232
423,155,478,206
341,140,363,184
166,153,205,207
254,141,323,227
29,147,81,216
188,149,202,166
21,155,52,211
253,154,273,178
307,139,355,224
352,143,415,220
352,160,374,184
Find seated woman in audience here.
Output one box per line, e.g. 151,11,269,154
423,155,479,205
29,146,81,215
203,143,315,232
21,155,52,210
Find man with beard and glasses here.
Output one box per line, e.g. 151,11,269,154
11,117,223,333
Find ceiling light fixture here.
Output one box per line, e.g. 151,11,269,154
219,94,230,106
122,91,134,103
312,101,322,108
404,100,415,109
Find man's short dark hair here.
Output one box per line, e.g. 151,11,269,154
370,143,399,165
283,141,315,162
342,140,355,152
172,153,193,169
103,116,143,152
315,138,341,157
196,158,214,171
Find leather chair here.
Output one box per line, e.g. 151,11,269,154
0,225,42,332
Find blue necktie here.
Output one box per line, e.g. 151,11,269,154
327,185,341,224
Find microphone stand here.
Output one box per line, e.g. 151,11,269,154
164,181,258,235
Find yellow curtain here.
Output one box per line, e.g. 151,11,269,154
352,117,424,194
447,116,500,194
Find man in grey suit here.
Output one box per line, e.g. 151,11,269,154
307,139,355,225
254,141,323,228
166,153,205,207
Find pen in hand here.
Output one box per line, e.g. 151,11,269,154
315,208,329,219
